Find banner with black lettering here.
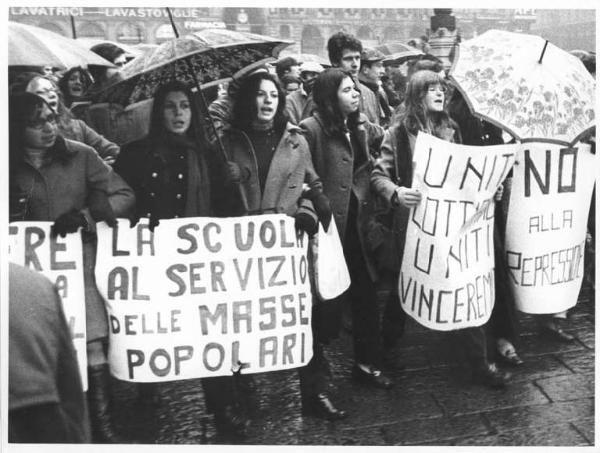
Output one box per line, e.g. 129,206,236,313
8,222,88,390
399,132,519,331
95,215,313,382
505,142,595,314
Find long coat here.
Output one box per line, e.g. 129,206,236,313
10,137,135,341
115,135,213,220
300,112,384,280
217,122,322,217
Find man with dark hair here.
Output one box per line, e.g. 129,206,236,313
327,31,380,124
359,48,392,128
275,56,301,80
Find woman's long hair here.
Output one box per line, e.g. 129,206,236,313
57,66,93,106
231,72,287,134
401,69,456,139
148,80,203,143
312,68,360,136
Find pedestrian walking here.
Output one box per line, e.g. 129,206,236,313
301,68,395,398
9,92,131,442
113,80,248,439
216,71,340,420
370,70,511,388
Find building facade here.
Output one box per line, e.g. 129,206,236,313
8,7,594,54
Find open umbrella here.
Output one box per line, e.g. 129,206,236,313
9,21,114,69
75,38,143,62
376,41,424,65
450,29,595,146
97,28,291,105
276,52,331,68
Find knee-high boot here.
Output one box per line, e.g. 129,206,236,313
87,364,123,443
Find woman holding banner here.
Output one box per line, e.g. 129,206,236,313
8,92,135,442
218,71,343,420
370,70,511,388
300,68,396,399
114,80,248,439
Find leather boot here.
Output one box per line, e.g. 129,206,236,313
87,364,123,443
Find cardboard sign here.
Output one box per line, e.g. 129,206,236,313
8,222,88,390
505,142,595,314
95,215,313,382
399,132,518,331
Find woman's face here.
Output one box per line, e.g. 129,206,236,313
337,76,360,117
67,71,85,98
424,83,446,113
26,77,59,112
23,103,58,149
255,79,279,123
162,91,192,135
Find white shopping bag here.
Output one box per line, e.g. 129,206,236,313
314,220,351,300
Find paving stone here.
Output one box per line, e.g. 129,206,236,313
417,423,590,446
380,413,489,445
483,398,594,433
535,373,595,402
574,328,596,350
571,416,595,445
555,349,595,374
508,353,573,383
391,366,464,395
433,381,550,416
519,332,586,358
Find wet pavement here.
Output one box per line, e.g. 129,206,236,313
110,282,595,446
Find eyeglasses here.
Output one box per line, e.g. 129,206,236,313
428,85,447,93
26,114,57,130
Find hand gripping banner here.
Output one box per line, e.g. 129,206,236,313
95,214,313,382
399,132,519,331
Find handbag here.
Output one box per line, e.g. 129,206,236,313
314,220,351,301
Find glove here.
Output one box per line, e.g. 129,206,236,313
88,190,117,227
311,192,332,232
224,161,243,184
129,214,160,232
51,209,88,237
294,211,318,237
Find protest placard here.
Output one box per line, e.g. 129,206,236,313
8,222,88,389
95,214,313,382
505,142,595,314
399,132,519,331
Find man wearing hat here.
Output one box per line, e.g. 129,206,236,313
285,61,323,125
359,48,392,128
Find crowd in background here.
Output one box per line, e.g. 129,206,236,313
8,31,596,444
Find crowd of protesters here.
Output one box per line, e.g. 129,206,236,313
8,32,595,444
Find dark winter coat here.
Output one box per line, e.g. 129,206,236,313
300,112,384,280
10,137,135,341
115,134,214,220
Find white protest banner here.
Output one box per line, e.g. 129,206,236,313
399,132,518,331
8,222,88,389
505,142,595,314
95,214,313,382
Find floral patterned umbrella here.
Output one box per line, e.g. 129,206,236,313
450,29,595,146
96,29,291,105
